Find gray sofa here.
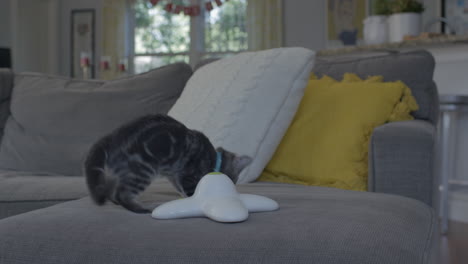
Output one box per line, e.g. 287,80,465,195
0,50,439,263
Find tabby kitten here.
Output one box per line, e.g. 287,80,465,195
85,114,252,214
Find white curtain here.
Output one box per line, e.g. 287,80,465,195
102,0,127,80
247,0,283,51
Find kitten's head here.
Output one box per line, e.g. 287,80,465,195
176,147,252,197
216,147,252,184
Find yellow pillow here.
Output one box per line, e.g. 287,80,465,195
258,74,419,191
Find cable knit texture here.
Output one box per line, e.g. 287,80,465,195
169,48,316,183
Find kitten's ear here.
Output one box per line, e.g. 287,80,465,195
216,147,225,153
235,155,252,171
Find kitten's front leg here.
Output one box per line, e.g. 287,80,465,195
165,175,188,197
116,188,151,214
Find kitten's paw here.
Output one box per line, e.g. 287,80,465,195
130,208,152,214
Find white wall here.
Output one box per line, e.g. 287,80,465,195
421,0,441,32
283,1,327,51
6,0,105,76
10,0,59,73
59,0,103,77
0,0,11,48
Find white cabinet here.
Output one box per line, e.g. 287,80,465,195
10,0,59,74
427,44,468,224
429,44,468,95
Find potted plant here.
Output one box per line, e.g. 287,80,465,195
363,0,391,45
387,0,425,42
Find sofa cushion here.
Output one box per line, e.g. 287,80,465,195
0,180,437,263
0,200,64,220
0,63,192,175
0,170,88,219
169,48,316,183
0,171,87,201
313,50,438,123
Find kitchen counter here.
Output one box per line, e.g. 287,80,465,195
317,35,468,57
318,38,468,96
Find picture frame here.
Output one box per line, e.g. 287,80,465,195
70,9,95,78
441,0,468,34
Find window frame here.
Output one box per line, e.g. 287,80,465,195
128,0,247,73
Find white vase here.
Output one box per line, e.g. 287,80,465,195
388,12,421,42
363,15,388,45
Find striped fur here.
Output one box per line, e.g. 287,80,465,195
84,114,252,214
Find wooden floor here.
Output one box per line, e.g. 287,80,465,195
440,221,468,264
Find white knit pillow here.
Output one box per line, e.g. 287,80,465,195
169,48,315,183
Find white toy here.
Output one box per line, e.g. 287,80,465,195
152,173,279,223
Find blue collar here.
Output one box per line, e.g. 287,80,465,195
214,151,222,172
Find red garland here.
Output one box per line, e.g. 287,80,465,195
150,0,224,16
183,6,191,15
164,3,173,12
192,5,201,16
205,1,213,12
173,5,183,14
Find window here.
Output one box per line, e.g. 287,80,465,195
133,0,247,74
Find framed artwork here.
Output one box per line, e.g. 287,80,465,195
70,9,95,78
327,0,368,48
442,0,468,34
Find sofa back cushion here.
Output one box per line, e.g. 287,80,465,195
313,50,438,123
0,63,192,175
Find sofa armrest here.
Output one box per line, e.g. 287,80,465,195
369,120,436,207
0,69,13,97
0,69,13,138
